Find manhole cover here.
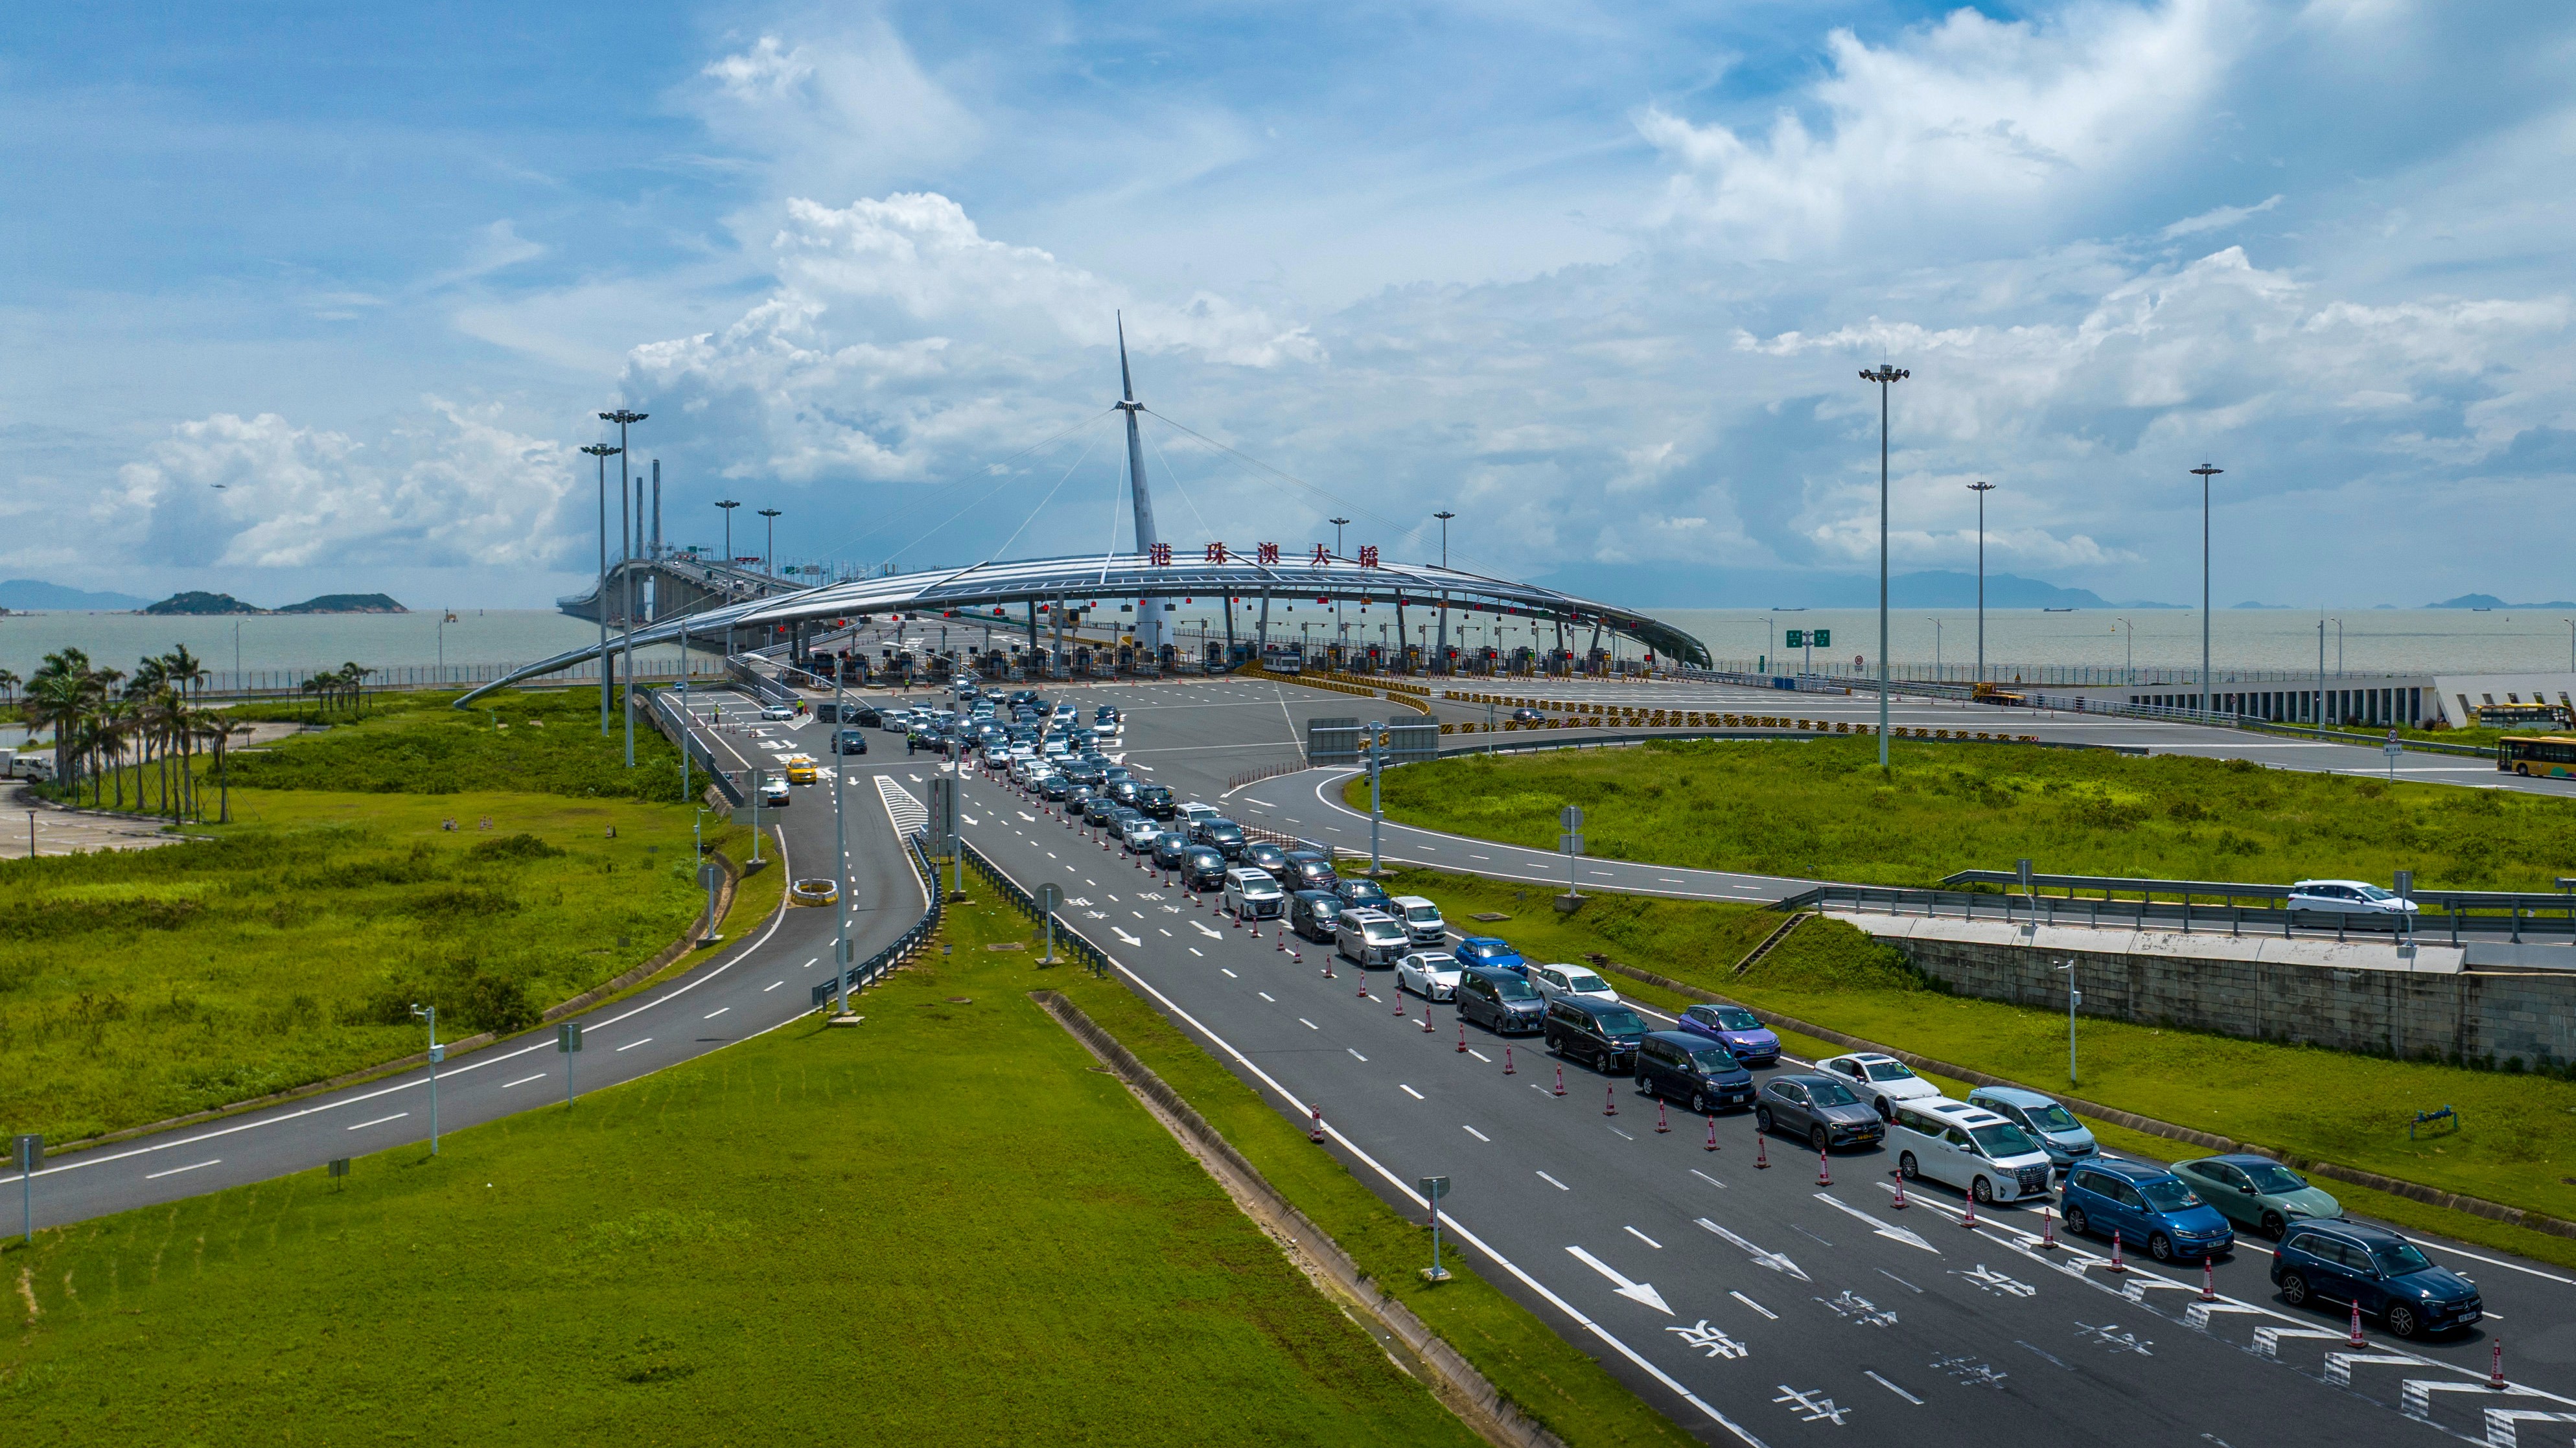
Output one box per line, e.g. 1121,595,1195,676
946,996,973,1004
1470,912,1511,923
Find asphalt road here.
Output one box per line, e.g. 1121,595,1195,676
951,733,2576,1447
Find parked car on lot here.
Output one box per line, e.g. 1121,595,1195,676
1286,890,1345,943
1754,1074,1884,1153
1963,1086,2098,1173
1453,936,1524,974
2288,879,2419,917
1222,868,1285,920
1524,962,1619,1006
1278,850,1338,891
1335,909,1411,967
2272,1221,2478,1339
1394,950,1463,1001
2061,1158,2234,1263
1889,1098,2055,1206
1178,844,1229,891
1389,895,1447,947
1544,996,1651,1074
2172,1155,2342,1239
1633,1032,1755,1114
1454,965,1546,1034
1817,1052,1944,1119
1672,1003,1780,1066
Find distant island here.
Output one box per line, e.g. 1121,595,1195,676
0,578,152,611
142,591,407,616
2427,593,2576,610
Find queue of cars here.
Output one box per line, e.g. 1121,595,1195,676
944,682,2464,1344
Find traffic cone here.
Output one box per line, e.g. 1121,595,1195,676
1456,1023,1468,1053
1704,1115,1719,1151
2490,1339,2507,1390
1655,1100,1671,1134
1551,1066,1566,1097
2107,1230,2127,1273
1604,1085,1618,1117
1421,1008,1434,1033
1393,991,1405,1017
1816,1149,1833,1187
1755,1133,1770,1169
1961,1193,1977,1229
1310,1106,1325,1143
2041,1209,2059,1250
1356,973,1367,998
2347,1297,2366,1348
1890,1171,1908,1209
1503,1046,1515,1075
2200,1259,2217,1303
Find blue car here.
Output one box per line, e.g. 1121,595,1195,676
1454,936,1525,974
2272,1220,2480,1339
2060,1158,2234,1263
1964,1086,2097,1173
1675,1004,1780,1067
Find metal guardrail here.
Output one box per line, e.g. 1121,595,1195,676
811,833,944,1006
648,688,747,807
725,652,802,706
958,837,1115,978
1940,868,2576,921
1777,880,2576,947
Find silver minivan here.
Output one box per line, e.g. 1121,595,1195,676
1334,908,1410,967
1222,868,1285,920
1890,1098,2056,1206
1389,895,1446,947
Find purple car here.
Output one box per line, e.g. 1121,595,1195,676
1677,1004,1780,1067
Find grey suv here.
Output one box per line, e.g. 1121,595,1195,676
1754,1074,1885,1154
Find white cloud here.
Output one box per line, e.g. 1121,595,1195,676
2161,194,2283,239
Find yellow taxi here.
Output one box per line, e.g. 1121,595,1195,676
783,753,819,784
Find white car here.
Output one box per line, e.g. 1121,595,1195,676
1175,801,1221,829
880,709,912,733
1889,1098,2056,1206
1818,1052,1944,1120
2288,879,2419,915
1389,895,1447,947
1221,868,1285,921
1120,819,1161,853
760,704,798,722
1524,962,1619,1006
758,776,791,807
1395,950,1465,1001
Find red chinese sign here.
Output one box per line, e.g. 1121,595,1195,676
1149,543,1172,566
1358,546,1380,568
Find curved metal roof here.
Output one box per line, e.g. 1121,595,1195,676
458,550,1708,704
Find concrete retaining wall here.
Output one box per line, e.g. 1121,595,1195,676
1838,913,2576,1070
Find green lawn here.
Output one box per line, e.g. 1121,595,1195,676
0,906,1481,1447
212,684,697,803
1374,868,2576,1268
1363,736,2576,890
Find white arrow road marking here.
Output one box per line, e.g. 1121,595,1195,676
1113,928,1143,948
1697,1219,1810,1281
1567,1246,1673,1315
1193,921,1224,938
1815,1191,1940,1254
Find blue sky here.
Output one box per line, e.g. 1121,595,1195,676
5,1,2571,608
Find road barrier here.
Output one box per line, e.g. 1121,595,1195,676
811,833,944,1007
959,838,1116,978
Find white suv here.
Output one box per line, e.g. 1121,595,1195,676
1221,868,1284,921
1389,895,1446,947
1335,909,1410,967
1889,1099,2056,1206
1818,1052,1944,1120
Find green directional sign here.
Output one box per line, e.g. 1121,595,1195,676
1812,628,1831,648
1783,629,1805,648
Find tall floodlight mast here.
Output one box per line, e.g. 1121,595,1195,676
1113,314,1163,654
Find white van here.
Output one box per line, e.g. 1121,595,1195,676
1389,895,1446,947
1890,1098,2057,1206
1176,801,1221,829
1222,868,1285,920
1334,908,1410,967
1524,962,1619,1006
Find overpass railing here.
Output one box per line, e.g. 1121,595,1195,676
811,833,944,1007
1792,880,2576,947
647,687,747,807
725,653,801,706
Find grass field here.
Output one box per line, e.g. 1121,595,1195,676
0,902,1483,1447
1375,868,2576,1266
1362,736,2576,890
213,685,695,803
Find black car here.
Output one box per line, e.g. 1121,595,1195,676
1334,877,1391,910
1242,841,1290,875
1755,1074,1885,1153
1634,1031,1756,1115
833,728,869,755
1106,778,1144,807
1190,818,1247,860
1178,844,1229,891
1279,850,1338,891
1082,795,1120,827
1135,785,1178,820
2273,1221,2481,1339
1456,965,1546,1035
1095,706,1120,723
1151,833,1193,871
1062,784,1095,814
1544,996,1651,1074
1038,775,1075,802
1286,889,1345,943
847,706,884,727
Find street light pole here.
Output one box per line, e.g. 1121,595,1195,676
1329,516,1351,662
600,409,649,768
582,443,621,736
1967,481,1995,685
2052,960,2079,1085
759,509,782,580
409,1003,441,1155
1433,510,1455,674
1861,365,1910,766
2190,463,2223,715
1365,718,1385,875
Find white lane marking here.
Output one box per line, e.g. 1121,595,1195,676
1349,1048,1368,1062
616,1038,653,1052
502,1074,546,1089
346,1112,410,1131
704,1007,729,1019
765,981,783,992
1189,947,1204,958
145,1159,220,1180
800,957,818,969
1467,1048,1490,1061
1626,1226,1664,1250
1222,968,1239,978
1730,1291,1777,1320
1299,1017,1319,1029
1566,1245,1673,1314
1401,1085,1425,1100
1537,1170,1570,1191
1692,1168,1727,1189
1816,1191,1940,1254
1258,991,1275,1002
1463,1125,1491,1142
1864,1370,1923,1405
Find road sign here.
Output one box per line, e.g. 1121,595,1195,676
328,1158,349,1181
1559,805,1584,830
557,1023,583,1053
929,776,958,844
1784,629,1805,648
1560,833,1583,855
1812,629,1830,648
1038,883,1063,912
10,1135,36,1172
1418,1175,1450,1201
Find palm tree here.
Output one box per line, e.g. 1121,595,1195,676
166,644,208,701
0,669,21,706
338,661,372,718
204,713,251,823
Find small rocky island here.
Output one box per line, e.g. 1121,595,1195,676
143,592,407,615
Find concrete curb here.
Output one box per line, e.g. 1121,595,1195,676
1032,989,1568,1448
1588,958,2576,1244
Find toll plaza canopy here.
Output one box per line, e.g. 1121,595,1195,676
459,550,1710,704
